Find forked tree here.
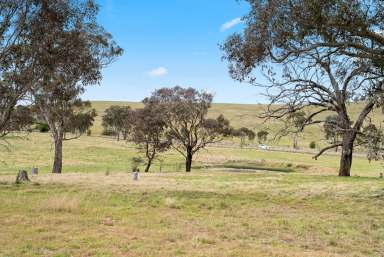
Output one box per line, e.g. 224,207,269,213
131,103,171,173
27,0,122,173
222,0,384,176
145,87,232,172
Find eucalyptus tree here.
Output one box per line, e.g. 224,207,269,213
102,106,134,141
145,87,232,172
0,1,33,138
27,0,122,173
222,0,384,176
233,127,256,147
131,103,171,173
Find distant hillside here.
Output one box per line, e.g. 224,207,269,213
90,101,384,148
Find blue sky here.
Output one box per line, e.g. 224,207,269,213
84,0,264,104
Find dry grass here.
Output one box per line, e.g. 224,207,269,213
41,195,81,213
0,171,383,256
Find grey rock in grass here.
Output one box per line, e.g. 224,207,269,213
31,167,38,175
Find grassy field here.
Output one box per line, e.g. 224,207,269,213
1,132,383,177
1,101,384,257
1,171,383,257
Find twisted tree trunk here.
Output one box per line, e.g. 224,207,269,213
338,131,356,177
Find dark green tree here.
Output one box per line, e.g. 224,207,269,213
257,130,269,144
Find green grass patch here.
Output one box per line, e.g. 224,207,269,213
220,160,296,173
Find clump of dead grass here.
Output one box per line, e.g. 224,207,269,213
164,197,181,209
41,195,81,213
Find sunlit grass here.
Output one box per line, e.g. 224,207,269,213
0,172,383,256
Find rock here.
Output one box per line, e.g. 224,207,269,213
132,171,140,181
31,167,38,175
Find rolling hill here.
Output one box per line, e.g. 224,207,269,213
89,101,384,149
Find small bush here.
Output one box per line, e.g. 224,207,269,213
309,141,317,149
86,129,92,136
35,123,50,133
131,157,144,171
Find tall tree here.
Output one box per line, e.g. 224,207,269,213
27,0,122,173
131,103,171,173
222,0,384,176
0,1,33,138
145,87,231,172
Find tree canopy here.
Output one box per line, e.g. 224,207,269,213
144,86,232,172
222,0,384,176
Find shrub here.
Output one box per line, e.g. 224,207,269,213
309,141,317,149
131,157,144,172
35,123,50,133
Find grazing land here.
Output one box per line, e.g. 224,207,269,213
1,101,384,257
1,172,384,257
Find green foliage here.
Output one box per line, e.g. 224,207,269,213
359,123,384,162
131,157,144,171
309,141,316,149
257,130,269,144
35,123,50,133
102,105,134,140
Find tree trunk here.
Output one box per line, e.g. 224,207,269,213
52,134,63,174
293,134,299,149
338,132,356,177
186,149,193,172
144,160,152,173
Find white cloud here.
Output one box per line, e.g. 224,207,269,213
148,67,168,77
220,18,243,32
